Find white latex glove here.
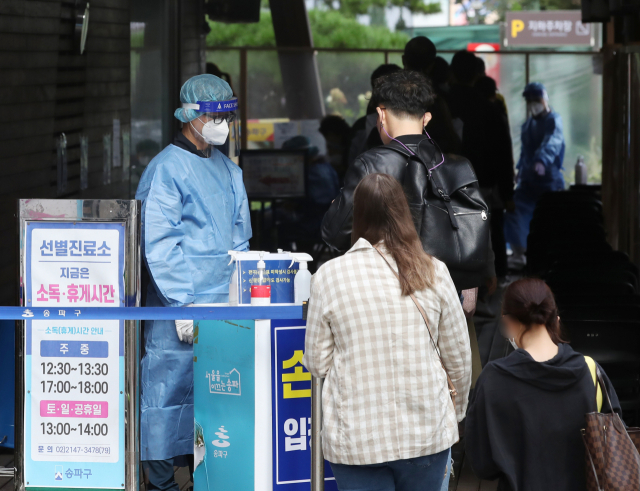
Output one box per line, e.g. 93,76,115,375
534,162,546,176
176,319,194,344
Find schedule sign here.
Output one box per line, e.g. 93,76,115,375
24,222,125,489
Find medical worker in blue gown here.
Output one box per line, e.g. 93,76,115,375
136,74,251,491
504,82,565,266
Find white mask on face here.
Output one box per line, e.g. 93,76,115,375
191,118,229,146
528,102,546,117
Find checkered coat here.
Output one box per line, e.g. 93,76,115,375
303,238,472,465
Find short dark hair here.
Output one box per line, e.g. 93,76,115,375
451,50,479,85
370,64,402,87
403,36,437,72
371,70,435,119
474,56,486,76
475,75,497,99
502,278,566,345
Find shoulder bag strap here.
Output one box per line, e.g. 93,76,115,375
373,245,458,404
585,356,603,412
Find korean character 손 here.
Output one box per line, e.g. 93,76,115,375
60,343,69,355
69,240,82,256
49,284,61,302
93,404,102,416
97,241,111,256
74,403,83,416
40,240,53,256
83,241,96,256
55,240,68,256
61,403,69,415
284,417,310,451
47,403,56,415
80,267,89,279
80,343,89,355
36,285,48,302
102,285,115,303
282,350,311,398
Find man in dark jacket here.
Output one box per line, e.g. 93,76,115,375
448,50,515,279
321,70,495,290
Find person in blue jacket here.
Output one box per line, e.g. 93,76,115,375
135,74,251,491
505,82,565,265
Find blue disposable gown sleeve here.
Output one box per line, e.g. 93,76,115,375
533,114,564,169
143,166,196,307
231,166,252,252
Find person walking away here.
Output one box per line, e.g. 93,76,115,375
136,74,252,491
321,69,496,291
448,50,514,281
305,173,471,491
465,278,622,491
504,82,565,268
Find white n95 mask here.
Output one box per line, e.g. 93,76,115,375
191,118,229,146
528,102,545,117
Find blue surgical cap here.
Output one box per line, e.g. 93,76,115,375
174,74,234,123
523,82,548,101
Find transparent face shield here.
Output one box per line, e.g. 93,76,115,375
182,98,240,156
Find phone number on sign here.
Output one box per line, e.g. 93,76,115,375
38,445,112,456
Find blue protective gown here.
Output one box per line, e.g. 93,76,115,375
136,144,251,461
505,110,566,249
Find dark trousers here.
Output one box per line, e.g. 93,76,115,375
491,208,507,278
144,455,193,491
329,449,449,491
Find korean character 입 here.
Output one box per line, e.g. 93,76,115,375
83,240,96,256
49,284,61,302
80,343,89,355
36,285,49,302
284,417,310,451
47,403,56,415
84,404,93,415
67,284,80,302
60,267,69,279
61,403,70,415
102,285,115,303
74,403,83,416
93,404,102,416
60,343,69,355
40,240,53,256
55,240,68,256
69,240,82,256
80,267,89,279
282,350,311,398
97,241,111,256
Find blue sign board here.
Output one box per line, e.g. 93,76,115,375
271,320,337,491
235,260,297,304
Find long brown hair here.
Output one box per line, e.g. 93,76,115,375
502,278,567,345
352,173,435,295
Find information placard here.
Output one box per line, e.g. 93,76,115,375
24,222,125,489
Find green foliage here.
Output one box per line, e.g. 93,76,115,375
479,0,580,23
206,9,410,49
321,0,440,17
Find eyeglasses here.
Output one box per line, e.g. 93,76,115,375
201,112,236,124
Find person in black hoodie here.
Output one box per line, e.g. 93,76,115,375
465,278,622,491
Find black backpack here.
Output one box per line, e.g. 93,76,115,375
387,139,493,290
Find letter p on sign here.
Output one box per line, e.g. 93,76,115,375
512,19,524,38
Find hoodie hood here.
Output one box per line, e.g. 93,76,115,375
492,343,589,391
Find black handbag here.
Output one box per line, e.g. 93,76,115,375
387,139,493,290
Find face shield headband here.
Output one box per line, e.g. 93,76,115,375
182,98,240,156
